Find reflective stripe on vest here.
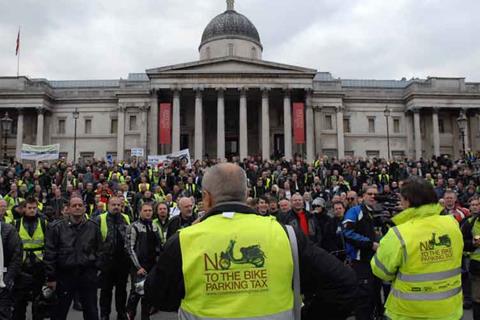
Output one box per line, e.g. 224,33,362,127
397,267,461,282
179,213,294,319
99,213,131,241
153,219,167,245
373,255,396,277
391,286,461,301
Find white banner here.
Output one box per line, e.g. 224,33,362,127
131,148,144,157
21,144,60,161
148,149,191,168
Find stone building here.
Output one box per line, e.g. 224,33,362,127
0,0,479,162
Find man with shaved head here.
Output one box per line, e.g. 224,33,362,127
146,163,357,320
166,197,196,239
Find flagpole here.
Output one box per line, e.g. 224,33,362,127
16,26,20,77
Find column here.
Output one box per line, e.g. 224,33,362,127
117,105,126,161
140,103,149,154
15,108,24,160
413,109,422,159
405,112,414,159
261,88,270,160
172,89,181,153
194,88,203,160
462,109,470,151
305,90,315,163
432,108,440,157
336,106,345,159
217,88,225,160
314,107,322,156
239,88,248,160
36,107,45,145
283,90,292,161
149,90,158,155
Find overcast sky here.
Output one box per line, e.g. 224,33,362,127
1,0,479,81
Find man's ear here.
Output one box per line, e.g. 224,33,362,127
203,190,213,212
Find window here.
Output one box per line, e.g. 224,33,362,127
324,115,333,130
110,119,118,134
368,117,375,133
11,120,17,135
206,47,211,59
85,119,92,134
129,115,137,131
58,119,66,134
228,43,234,56
251,47,257,59
322,149,337,158
343,118,351,133
439,119,445,133
80,152,94,163
393,118,400,133
392,151,406,158
366,150,380,158
345,151,355,158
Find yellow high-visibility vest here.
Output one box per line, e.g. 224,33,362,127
371,204,463,320
18,217,45,262
99,213,130,241
179,213,294,319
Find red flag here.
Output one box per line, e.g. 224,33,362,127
293,102,305,144
159,103,172,145
15,28,20,56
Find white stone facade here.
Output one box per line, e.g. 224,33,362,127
0,2,479,162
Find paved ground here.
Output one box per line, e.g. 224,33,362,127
64,308,473,319
25,296,475,319
67,309,177,319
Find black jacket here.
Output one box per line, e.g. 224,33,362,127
125,219,161,272
282,209,322,246
145,203,357,318
44,216,102,282
166,214,196,239
0,222,22,289
94,212,130,269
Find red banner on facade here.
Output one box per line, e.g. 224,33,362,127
159,103,172,145
293,102,305,144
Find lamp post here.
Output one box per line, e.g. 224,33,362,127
384,105,391,160
73,108,79,164
0,113,12,161
456,112,467,159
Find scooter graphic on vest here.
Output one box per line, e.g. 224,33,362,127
219,240,266,270
428,233,452,248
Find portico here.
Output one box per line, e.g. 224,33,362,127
147,57,316,161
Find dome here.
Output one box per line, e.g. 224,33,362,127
200,1,262,50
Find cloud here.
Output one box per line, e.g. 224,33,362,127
0,0,479,81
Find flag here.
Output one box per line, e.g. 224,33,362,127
15,28,20,56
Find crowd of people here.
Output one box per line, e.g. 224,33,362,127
0,152,478,319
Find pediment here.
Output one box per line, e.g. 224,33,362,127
146,57,316,78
